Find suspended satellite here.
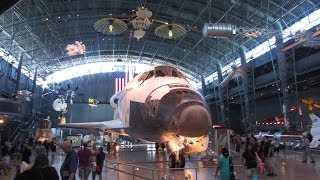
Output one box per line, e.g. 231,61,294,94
57,83,80,104
52,96,68,112
218,64,246,88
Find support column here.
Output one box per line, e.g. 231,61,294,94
201,75,206,95
274,21,289,130
31,68,37,114
15,52,24,93
216,62,225,125
238,46,251,132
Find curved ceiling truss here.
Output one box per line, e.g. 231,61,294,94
0,0,318,83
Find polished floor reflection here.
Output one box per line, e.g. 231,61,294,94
101,145,320,180
1,144,320,180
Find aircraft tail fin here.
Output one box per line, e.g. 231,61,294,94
58,120,128,132
309,113,320,123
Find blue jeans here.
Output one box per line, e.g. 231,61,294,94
249,168,258,180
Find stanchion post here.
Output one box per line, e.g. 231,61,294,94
152,169,154,180
196,168,198,180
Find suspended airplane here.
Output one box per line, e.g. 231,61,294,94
301,98,320,149
218,64,246,88
58,65,212,168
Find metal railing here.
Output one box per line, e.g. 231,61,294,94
104,159,216,180
9,112,36,142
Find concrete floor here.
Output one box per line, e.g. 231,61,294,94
2,144,320,180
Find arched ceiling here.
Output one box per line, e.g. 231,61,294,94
0,0,318,82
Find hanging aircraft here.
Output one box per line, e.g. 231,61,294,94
218,64,246,88
58,65,212,168
301,98,320,149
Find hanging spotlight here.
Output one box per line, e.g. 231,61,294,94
155,23,186,39
168,30,173,38
109,19,114,32
168,25,173,38
109,24,113,32
94,18,127,35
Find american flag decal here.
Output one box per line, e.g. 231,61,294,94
114,65,135,93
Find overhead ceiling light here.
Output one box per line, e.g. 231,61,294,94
155,23,186,39
168,29,173,38
94,18,128,35
109,24,113,32
0,120,4,124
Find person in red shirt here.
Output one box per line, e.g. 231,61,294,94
78,143,92,180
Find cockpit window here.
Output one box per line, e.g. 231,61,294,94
138,72,148,82
138,71,154,83
172,70,179,77
155,70,165,77
145,71,154,80
177,71,187,80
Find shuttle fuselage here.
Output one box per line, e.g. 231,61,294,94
60,65,212,156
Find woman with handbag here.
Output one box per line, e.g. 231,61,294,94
215,147,235,180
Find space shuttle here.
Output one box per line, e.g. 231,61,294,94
309,113,320,149
58,65,212,168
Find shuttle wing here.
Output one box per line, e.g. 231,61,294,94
309,113,320,123
58,120,128,132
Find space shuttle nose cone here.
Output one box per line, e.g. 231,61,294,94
179,105,211,137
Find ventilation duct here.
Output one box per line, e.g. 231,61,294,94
202,23,237,38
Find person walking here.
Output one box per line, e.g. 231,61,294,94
35,141,46,158
60,141,78,180
11,153,31,179
50,140,57,166
241,144,258,180
92,147,105,180
91,144,98,180
263,137,277,177
301,134,315,163
78,143,92,180
15,154,59,180
215,147,234,180
20,144,31,164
